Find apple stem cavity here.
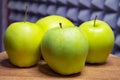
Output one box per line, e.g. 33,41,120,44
24,5,28,23
93,15,98,27
59,23,62,28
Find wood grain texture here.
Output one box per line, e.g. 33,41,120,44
0,52,120,80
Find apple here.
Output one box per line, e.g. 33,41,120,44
4,22,43,67
36,15,75,33
4,6,43,67
79,16,115,63
41,24,89,75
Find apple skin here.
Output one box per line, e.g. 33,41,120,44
4,22,43,67
41,27,89,75
36,15,75,33
79,20,115,63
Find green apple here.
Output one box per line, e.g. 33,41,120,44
4,22,43,67
79,18,115,63
41,25,89,75
36,15,75,33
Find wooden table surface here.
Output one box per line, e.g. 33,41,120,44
0,52,120,80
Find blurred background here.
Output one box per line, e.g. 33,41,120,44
0,0,120,57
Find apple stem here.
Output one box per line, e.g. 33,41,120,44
24,5,28,23
94,15,98,27
59,23,62,28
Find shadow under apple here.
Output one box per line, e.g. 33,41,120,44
0,58,37,68
38,60,81,78
0,59,17,68
86,62,107,66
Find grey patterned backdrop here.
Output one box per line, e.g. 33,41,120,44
0,0,7,52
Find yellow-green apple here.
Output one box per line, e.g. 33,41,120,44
41,24,89,75
4,22,43,67
36,15,75,33
79,18,115,63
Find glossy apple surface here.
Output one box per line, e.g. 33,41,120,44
4,22,43,67
36,15,75,33
79,20,115,63
41,27,89,75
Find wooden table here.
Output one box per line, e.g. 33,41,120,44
0,52,120,80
